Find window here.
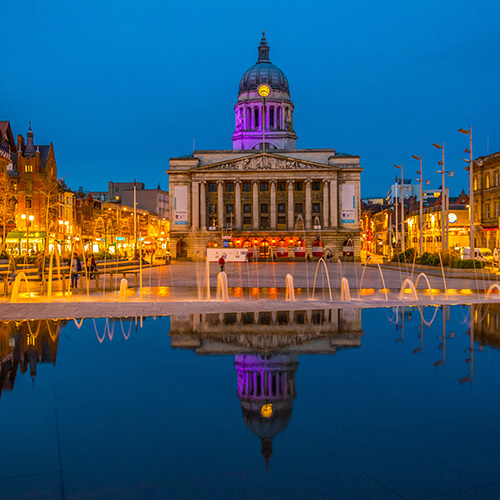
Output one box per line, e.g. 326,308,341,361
295,181,303,191
254,108,259,130
278,216,286,225
243,203,251,214
496,171,499,186
496,201,499,218
26,198,32,209
486,203,490,218
208,182,217,192
278,203,286,214
486,174,490,189
243,182,251,192
312,203,320,213
295,203,303,214
260,203,268,214
260,216,269,228
226,203,234,214
473,176,478,191
260,182,268,192
312,181,320,191
277,181,286,191
25,165,33,172
270,107,274,128
243,216,252,225
208,203,217,215
225,182,234,192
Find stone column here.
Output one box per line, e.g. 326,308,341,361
253,181,259,230
305,180,312,230
235,181,242,230
200,182,206,230
287,180,294,230
192,181,199,230
217,181,224,230
270,180,277,230
323,180,329,229
330,179,338,228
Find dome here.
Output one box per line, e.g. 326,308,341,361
238,33,289,95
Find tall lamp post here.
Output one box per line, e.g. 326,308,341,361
432,143,448,252
412,154,430,256
394,164,405,252
258,84,271,152
459,127,474,260
20,214,35,255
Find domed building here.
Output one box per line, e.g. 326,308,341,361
168,34,362,260
232,33,297,151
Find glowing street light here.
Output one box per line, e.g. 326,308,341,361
459,127,474,261
21,214,35,255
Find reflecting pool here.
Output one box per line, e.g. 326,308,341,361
2,304,500,499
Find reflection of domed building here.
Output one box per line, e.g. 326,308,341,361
168,33,362,260
170,308,363,466
236,353,297,468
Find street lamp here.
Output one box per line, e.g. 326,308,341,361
394,164,405,252
21,214,35,255
459,127,474,260
412,154,430,256
432,143,453,252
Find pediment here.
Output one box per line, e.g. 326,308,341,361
193,153,332,173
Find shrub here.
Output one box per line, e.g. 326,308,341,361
452,259,485,269
392,248,416,264
418,252,440,266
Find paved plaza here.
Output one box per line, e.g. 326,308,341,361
0,261,499,321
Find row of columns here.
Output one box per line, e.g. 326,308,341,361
191,179,340,231
238,102,291,131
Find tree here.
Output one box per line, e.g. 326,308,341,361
0,174,17,249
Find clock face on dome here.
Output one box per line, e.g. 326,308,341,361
258,84,271,97
261,403,273,418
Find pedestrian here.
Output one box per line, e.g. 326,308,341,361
218,255,225,272
71,253,82,288
90,254,97,276
8,254,17,283
35,252,44,280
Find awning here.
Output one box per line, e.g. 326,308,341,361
6,231,47,238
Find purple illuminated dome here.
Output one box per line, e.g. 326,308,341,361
232,33,297,151
238,34,289,95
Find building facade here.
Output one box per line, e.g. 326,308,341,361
92,181,169,221
168,34,362,260
472,151,500,249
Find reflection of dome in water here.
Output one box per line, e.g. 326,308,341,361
235,353,298,468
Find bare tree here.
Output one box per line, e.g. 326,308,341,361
0,174,17,249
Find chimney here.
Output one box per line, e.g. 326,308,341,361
17,134,25,151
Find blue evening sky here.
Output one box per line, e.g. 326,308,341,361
2,0,499,198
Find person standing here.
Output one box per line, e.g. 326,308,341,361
71,253,82,288
8,254,17,283
218,255,225,272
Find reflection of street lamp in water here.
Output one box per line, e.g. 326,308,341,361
21,214,34,254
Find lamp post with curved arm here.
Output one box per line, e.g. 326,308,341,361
459,127,474,260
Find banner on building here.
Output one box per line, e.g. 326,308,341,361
341,184,355,223
174,186,188,225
